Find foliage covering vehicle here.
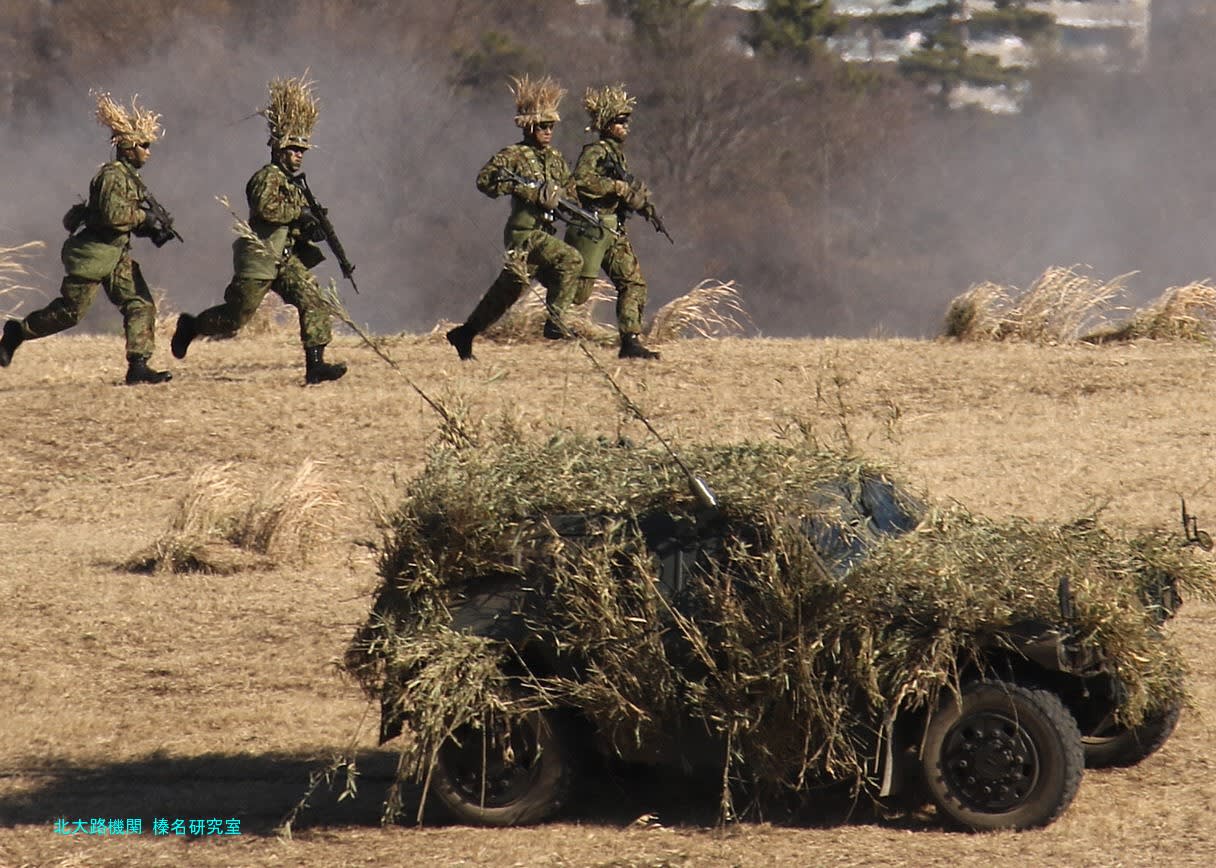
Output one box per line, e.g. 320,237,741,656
345,431,1213,831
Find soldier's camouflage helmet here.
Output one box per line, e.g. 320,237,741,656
92,90,162,148
261,74,318,150
584,84,636,134
511,74,564,130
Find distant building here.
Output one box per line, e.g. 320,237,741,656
823,1,1151,111
829,1,1151,68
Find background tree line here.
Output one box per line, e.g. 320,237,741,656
0,0,1212,337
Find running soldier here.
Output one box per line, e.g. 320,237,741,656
170,75,346,384
564,84,660,360
0,92,177,383
445,75,582,361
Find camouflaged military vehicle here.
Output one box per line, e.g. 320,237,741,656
346,436,1209,832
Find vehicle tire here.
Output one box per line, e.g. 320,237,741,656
922,680,1084,831
432,706,576,826
1082,700,1182,769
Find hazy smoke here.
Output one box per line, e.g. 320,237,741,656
2,1,1214,339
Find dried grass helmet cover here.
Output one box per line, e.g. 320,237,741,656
92,90,161,148
511,74,564,129
583,83,636,133
261,74,319,150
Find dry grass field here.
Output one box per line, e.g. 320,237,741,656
2,324,1216,866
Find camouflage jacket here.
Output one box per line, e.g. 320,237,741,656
233,161,309,280
476,141,575,235
61,158,151,280
572,138,632,218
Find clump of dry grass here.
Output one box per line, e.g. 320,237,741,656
1,241,47,318
346,429,1216,822
944,267,1129,343
1085,281,1216,344
480,279,618,346
646,279,753,342
125,460,342,573
230,458,344,562
434,278,752,347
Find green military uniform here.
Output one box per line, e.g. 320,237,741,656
461,142,583,334
171,74,345,385
2,91,173,382
17,158,159,357
564,138,649,336
190,162,332,348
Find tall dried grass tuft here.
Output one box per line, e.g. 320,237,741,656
944,267,1128,344
1086,281,1216,343
124,464,245,574
480,280,618,345
435,278,753,348
646,279,753,342
1,241,47,318
125,461,342,573
231,459,344,563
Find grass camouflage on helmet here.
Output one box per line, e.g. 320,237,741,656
260,73,319,150
92,90,162,149
511,74,564,130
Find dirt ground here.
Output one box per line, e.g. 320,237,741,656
2,328,1215,866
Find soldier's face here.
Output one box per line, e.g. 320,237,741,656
124,142,151,168
529,122,555,146
607,116,631,143
280,147,306,174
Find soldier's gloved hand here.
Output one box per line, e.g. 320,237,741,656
62,202,88,233
150,225,176,247
511,181,539,205
132,210,157,238
622,180,650,212
537,180,561,210
294,211,326,242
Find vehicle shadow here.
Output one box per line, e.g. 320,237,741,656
0,751,935,834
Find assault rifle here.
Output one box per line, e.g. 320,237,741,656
599,151,673,245
495,168,618,239
292,173,360,294
131,175,184,247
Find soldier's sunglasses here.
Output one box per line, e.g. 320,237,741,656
535,122,556,131
610,116,631,126
135,142,151,150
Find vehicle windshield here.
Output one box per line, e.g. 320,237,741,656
801,474,925,576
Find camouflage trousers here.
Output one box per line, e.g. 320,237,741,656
20,252,157,357
574,233,648,336
464,229,582,334
193,257,333,348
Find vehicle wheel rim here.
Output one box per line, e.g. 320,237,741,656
442,720,541,807
942,711,1040,812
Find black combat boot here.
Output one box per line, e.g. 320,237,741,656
445,324,476,361
171,313,197,359
125,354,172,385
619,332,659,360
0,319,24,367
304,344,347,384
542,319,571,340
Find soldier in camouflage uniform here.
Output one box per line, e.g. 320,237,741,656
445,75,583,361
0,92,175,384
565,85,659,360
170,75,346,385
